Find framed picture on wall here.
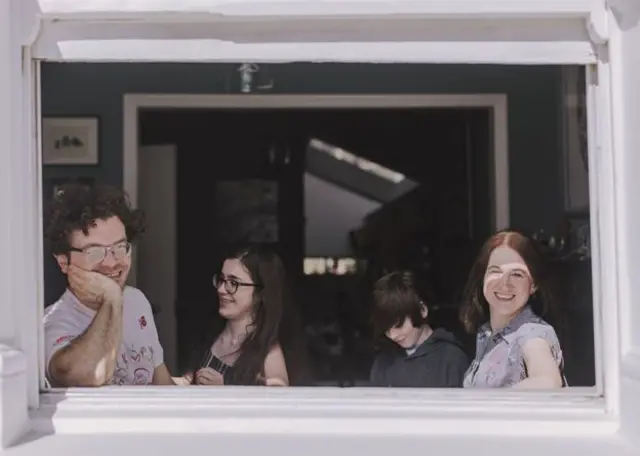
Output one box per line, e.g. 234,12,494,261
42,117,99,165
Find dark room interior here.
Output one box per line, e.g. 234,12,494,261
136,107,497,384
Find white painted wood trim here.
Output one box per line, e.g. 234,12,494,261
30,59,46,406
41,40,597,64
0,0,16,348
31,386,612,437
0,346,28,448
11,10,42,411
607,9,631,360
35,0,597,18
2,0,638,451
0,0,37,448
585,61,619,409
32,16,597,64
606,3,640,439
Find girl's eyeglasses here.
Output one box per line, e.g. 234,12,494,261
212,274,262,295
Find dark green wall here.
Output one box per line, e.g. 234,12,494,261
41,63,565,303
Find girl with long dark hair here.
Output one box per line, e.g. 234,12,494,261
181,245,305,386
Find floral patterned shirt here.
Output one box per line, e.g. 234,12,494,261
463,306,565,388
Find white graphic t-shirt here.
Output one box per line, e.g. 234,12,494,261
44,286,164,385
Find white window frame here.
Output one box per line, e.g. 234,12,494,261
3,0,640,450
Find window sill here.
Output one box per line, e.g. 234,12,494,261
31,387,614,437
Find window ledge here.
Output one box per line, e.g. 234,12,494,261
31,387,614,438
8,430,636,456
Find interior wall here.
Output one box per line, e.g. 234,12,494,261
40,62,565,305
304,173,380,257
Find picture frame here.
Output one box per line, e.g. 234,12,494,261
42,117,99,165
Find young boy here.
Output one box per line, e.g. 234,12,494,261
369,271,469,387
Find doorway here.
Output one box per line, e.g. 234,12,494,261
129,94,504,382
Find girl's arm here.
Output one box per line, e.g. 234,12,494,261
262,344,289,386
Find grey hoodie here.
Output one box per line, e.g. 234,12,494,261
369,328,469,388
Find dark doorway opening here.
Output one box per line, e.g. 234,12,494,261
139,107,493,385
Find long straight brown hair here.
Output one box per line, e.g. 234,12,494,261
459,230,556,334
212,245,307,386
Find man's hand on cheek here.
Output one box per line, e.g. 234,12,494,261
67,264,123,306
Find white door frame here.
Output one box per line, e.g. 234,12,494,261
137,144,179,373
124,94,509,279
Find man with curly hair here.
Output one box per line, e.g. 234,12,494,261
43,183,174,386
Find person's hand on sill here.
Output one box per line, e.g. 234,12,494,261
194,367,225,386
172,375,193,386
263,377,288,387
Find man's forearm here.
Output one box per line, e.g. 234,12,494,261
51,294,123,386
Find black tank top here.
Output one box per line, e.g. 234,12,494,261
199,348,233,380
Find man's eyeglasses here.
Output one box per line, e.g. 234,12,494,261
69,241,132,265
213,274,262,295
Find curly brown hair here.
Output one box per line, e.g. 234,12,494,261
45,182,145,255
